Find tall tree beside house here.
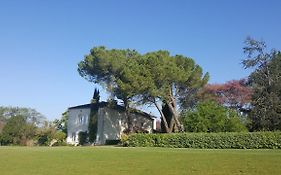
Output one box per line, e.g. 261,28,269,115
91,88,100,104
137,51,209,132
78,47,208,133
242,37,281,131
88,88,100,143
78,47,148,133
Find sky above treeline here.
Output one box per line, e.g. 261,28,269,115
0,0,280,120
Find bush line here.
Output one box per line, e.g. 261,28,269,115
122,132,281,149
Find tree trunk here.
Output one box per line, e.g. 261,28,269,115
154,100,171,133
167,96,183,132
123,99,133,133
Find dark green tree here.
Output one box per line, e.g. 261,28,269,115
1,115,36,145
78,47,146,132
78,131,88,145
242,37,281,131
91,88,100,104
138,51,209,132
78,47,209,133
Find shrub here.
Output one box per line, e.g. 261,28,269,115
53,131,66,143
123,132,281,149
78,131,88,145
105,140,120,145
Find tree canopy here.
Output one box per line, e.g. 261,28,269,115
181,101,247,132
78,47,209,133
242,37,281,131
198,79,252,114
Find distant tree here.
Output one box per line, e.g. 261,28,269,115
181,101,247,132
53,110,68,134
35,121,66,146
0,106,46,127
1,115,36,145
242,37,281,131
198,79,252,114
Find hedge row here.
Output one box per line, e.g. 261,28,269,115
122,132,281,149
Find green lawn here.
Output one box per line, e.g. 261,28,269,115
0,147,281,175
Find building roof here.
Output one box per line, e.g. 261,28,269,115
68,102,156,120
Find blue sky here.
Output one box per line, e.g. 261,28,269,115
0,0,280,120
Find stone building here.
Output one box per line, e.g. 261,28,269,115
66,102,156,145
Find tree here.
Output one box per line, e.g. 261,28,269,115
86,88,101,143
0,106,46,127
242,37,281,131
78,131,88,145
91,88,100,104
35,121,66,146
181,101,247,132
78,47,143,132
1,115,36,145
198,79,252,114
137,51,209,132
53,110,68,134
78,47,208,133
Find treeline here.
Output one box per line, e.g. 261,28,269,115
180,37,281,132
0,107,67,146
79,37,281,133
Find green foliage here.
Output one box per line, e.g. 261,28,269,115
53,131,66,143
242,37,281,131
105,139,120,145
124,132,281,149
0,106,46,126
91,88,100,104
78,131,88,145
88,104,98,143
181,101,247,132
1,115,36,145
53,110,68,134
34,123,64,146
78,47,209,133
36,133,49,146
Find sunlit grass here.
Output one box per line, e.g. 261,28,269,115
0,146,280,175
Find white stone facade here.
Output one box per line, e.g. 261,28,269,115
66,103,155,145
66,106,90,145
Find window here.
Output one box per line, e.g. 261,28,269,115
77,114,83,124
72,132,76,142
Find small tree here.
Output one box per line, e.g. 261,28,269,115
181,101,247,132
1,115,37,145
53,111,68,134
78,131,88,145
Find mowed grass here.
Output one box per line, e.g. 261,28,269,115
0,147,281,175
